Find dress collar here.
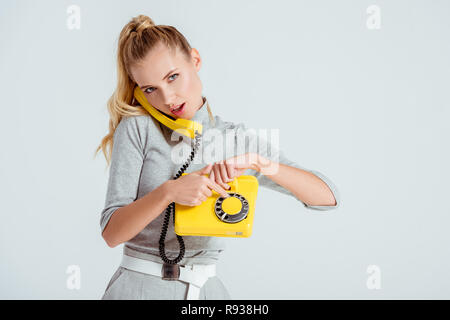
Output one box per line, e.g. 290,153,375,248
190,96,214,128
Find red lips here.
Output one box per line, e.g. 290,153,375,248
170,102,185,115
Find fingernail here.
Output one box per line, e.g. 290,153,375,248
225,185,230,189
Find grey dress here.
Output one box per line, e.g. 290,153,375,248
100,96,340,299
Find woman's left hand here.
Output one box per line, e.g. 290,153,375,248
208,153,261,190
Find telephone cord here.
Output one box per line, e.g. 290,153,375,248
158,130,202,265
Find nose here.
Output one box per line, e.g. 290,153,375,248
160,89,177,109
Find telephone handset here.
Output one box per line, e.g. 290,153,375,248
133,86,202,139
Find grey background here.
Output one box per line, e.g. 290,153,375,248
0,0,449,299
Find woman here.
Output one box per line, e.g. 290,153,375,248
95,14,340,300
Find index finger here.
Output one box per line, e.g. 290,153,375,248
205,178,230,198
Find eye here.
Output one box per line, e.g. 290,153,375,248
144,73,179,94
169,73,179,81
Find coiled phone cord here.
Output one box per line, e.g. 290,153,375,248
158,130,202,265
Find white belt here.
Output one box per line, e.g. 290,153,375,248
120,254,217,300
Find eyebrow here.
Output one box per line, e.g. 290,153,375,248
140,68,178,90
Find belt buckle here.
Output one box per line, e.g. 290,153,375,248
162,263,180,281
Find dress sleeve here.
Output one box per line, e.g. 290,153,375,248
100,116,146,234
234,122,341,211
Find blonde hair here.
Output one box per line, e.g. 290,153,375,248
94,14,213,167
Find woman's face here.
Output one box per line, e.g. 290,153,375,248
130,43,204,120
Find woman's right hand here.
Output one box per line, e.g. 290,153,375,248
165,164,230,206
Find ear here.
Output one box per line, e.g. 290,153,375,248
190,48,202,71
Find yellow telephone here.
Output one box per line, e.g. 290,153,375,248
133,86,258,264
175,173,258,237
